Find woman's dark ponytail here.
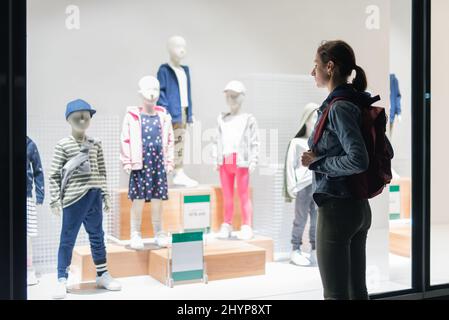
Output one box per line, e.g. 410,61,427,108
317,40,368,92
353,65,367,92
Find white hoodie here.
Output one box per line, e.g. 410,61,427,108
285,138,313,199
120,106,174,172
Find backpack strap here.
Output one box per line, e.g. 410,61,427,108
312,97,349,147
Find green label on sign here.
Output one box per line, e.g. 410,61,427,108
390,185,400,192
173,270,204,282
172,231,203,243
389,213,401,220
184,195,210,203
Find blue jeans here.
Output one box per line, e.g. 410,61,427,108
291,184,317,251
57,188,106,279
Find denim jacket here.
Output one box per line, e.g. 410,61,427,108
27,137,45,204
308,84,379,206
156,64,193,124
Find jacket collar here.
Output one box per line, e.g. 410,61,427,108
320,83,380,111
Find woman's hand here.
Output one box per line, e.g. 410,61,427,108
301,150,317,167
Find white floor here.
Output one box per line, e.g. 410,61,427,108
28,224,449,300
28,256,412,300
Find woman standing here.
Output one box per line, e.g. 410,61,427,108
302,40,377,300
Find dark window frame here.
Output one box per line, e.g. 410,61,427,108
1,0,448,300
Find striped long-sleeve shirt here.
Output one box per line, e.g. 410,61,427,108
49,135,110,209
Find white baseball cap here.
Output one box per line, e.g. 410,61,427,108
223,80,246,94
138,76,160,98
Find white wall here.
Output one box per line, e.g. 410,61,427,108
431,0,449,225
27,0,392,272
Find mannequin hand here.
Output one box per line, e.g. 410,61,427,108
213,164,220,172
188,116,196,127
124,166,132,175
103,197,112,214
166,166,174,175
51,204,62,217
397,115,402,122
301,151,317,167
249,163,256,173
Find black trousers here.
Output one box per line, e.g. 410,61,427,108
316,197,372,300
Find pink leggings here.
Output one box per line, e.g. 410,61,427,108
219,153,252,226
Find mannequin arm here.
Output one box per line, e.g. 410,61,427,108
248,116,260,170
31,141,45,205
285,141,298,198
120,115,132,172
49,143,66,215
211,121,220,171
97,141,111,213
165,113,175,173
156,67,169,108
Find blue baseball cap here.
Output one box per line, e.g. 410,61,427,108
65,99,97,120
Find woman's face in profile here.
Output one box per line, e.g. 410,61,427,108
311,53,329,89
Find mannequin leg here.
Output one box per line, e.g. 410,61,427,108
151,199,162,235
236,167,252,226
291,187,310,251
172,107,198,187
130,199,145,249
219,159,236,225
173,122,186,171
152,199,169,247
27,236,38,285
82,189,107,277
27,236,33,268
130,200,144,235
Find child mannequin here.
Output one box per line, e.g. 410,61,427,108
49,99,121,299
157,35,198,187
284,103,319,266
120,76,174,249
213,81,260,240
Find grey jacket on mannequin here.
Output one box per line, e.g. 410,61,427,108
212,113,260,168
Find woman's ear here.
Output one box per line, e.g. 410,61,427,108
327,61,335,76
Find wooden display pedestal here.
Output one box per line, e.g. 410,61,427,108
148,240,265,285
119,185,252,240
71,235,273,283
389,223,411,257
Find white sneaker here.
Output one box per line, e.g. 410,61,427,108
217,223,233,239
155,232,170,248
237,225,254,240
130,232,144,250
27,268,39,286
96,272,122,291
172,170,199,188
52,278,67,299
290,250,311,266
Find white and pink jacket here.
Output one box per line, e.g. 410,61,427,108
120,106,175,172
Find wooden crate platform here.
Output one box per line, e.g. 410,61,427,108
389,224,411,257
71,235,272,282
119,185,252,240
71,244,150,281
148,240,266,285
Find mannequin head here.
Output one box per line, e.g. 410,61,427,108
65,99,96,139
67,111,91,137
305,111,318,137
295,102,319,138
138,76,160,106
167,36,187,65
224,81,246,114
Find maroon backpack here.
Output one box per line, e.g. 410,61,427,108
312,96,394,200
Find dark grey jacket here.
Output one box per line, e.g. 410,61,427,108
308,84,379,206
